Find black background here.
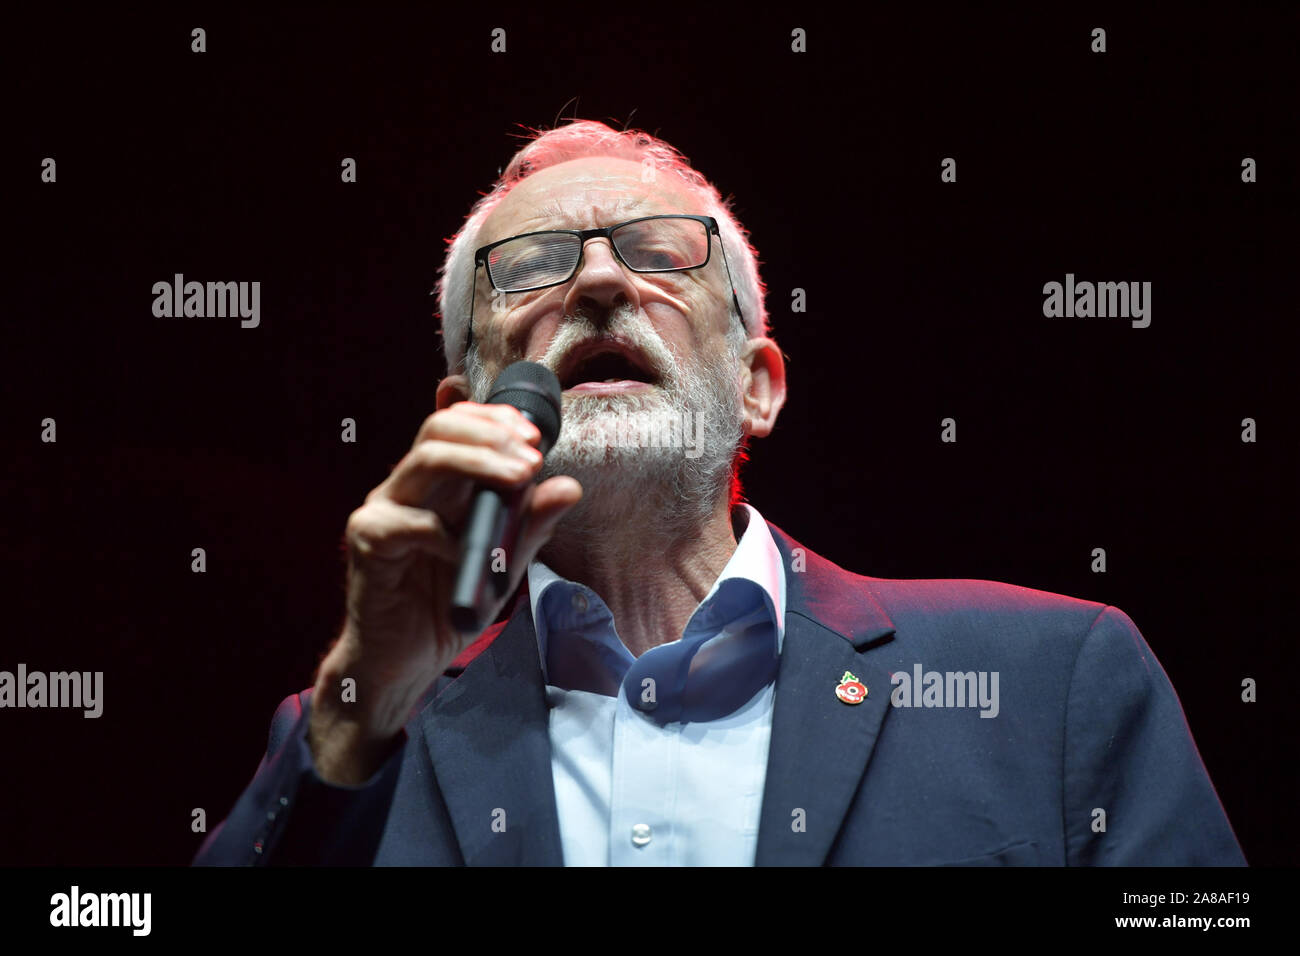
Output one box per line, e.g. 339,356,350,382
5,5,1296,866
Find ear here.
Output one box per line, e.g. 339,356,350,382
738,337,786,439
436,373,471,410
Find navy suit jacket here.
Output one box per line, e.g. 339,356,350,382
195,521,1245,866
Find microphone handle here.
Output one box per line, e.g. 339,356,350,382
448,410,543,634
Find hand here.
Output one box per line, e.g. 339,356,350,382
309,401,581,783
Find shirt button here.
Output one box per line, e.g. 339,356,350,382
572,592,589,613
631,823,652,847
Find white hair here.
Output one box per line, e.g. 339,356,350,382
467,303,750,529
435,120,769,373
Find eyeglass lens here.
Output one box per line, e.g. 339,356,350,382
486,218,709,292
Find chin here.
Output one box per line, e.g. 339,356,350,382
545,429,676,473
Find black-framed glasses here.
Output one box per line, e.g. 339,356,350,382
464,214,744,357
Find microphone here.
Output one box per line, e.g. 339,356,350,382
449,361,563,634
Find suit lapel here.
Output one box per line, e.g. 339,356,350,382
419,600,564,865
755,523,898,865
415,521,895,867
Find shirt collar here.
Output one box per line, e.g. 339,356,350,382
525,503,786,720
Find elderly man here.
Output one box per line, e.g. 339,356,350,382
196,120,1245,866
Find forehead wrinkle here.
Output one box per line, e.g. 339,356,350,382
485,159,707,243
512,193,662,233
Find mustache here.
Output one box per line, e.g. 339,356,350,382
539,308,679,386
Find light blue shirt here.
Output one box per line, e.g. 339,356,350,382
526,503,787,866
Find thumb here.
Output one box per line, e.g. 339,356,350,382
513,475,583,569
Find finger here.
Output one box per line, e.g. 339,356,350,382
346,498,460,563
417,402,541,448
376,439,543,509
412,409,538,458
529,475,584,518
513,476,584,565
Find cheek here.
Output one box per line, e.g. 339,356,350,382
672,274,730,327
643,292,726,359
486,293,563,359
638,303,694,355
639,275,695,315
519,313,565,361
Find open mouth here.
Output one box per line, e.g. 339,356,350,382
556,340,659,391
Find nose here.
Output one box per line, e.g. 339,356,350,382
562,237,640,322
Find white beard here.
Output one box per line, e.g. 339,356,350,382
468,306,746,534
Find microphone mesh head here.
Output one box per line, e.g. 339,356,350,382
487,361,562,454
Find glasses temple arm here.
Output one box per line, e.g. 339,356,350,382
715,235,746,330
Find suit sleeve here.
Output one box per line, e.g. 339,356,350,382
192,690,406,866
1062,606,1246,865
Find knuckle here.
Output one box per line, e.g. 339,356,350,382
489,425,517,454
344,510,374,551
413,439,443,468
449,400,483,419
